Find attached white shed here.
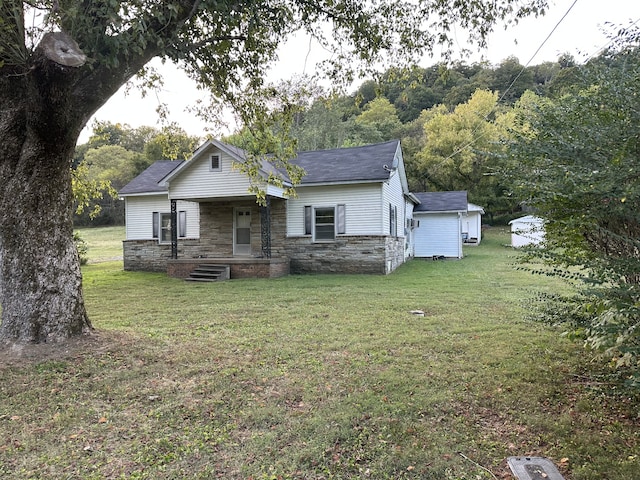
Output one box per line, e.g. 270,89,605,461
462,203,485,245
413,191,467,259
509,215,545,247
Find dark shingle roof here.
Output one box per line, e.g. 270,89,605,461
413,191,468,212
292,140,399,184
120,140,401,195
119,160,184,195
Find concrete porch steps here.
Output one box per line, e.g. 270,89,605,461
185,264,230,282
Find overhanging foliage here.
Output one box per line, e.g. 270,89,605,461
506,30,640,386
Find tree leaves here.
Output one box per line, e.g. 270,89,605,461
506,37,640,386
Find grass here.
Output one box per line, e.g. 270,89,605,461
75,226,125,263
1,227,638,479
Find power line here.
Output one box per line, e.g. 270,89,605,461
434,0,580,168
497,0,579,104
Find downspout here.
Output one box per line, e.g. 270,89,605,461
458,211,463,259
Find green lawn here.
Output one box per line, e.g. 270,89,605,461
75,226,125,263
1,228,638,479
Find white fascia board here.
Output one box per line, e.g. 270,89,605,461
406,192,420,204
468,203,485,214
392,141,411,195
414,209,467,215
298,179,383,187
119,191,168,199
157,159,194,187
265,184,288,198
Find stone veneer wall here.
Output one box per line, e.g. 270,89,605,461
268,198,288,258
196,198,287,258
385,235,405,274
123,239,202,272
286,235,406,275
124,201,404,276
166,258,289,279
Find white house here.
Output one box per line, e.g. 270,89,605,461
509,215,545,247
462,203,485,245
412,191,468,259
119,139,420,278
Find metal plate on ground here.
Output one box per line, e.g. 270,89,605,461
507,457,565,480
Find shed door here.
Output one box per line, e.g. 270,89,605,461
234,208,251,256
414,213,462,258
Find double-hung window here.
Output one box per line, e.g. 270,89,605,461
152,211,187,243
305,205,346,241
314,207,335,241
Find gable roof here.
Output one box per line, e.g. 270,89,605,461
509,215,544,225
119,160,184,196
126,139,405,196
413,191,468,213
293,140,400,185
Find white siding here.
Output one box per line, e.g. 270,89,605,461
414,213,462,258
168,145,253,200
125,195,200,240
462,210,482,244
382,170,406,238
287,184,383,236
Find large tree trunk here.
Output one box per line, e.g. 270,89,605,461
0,1,193,345
0,134,91,343
0,32,92,344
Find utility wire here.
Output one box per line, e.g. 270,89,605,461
432,0,580,169
496,0,579,104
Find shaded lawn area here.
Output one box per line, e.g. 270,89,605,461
1,228,638,479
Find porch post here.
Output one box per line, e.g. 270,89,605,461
260,196,272,258
170,199,178,259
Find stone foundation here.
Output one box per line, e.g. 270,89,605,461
286,235,405,275
167,257,289,279
123,239,202,272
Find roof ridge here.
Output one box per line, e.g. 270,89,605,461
294,139,399,155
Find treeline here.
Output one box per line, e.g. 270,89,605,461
73,122,200,225
75,54,581,225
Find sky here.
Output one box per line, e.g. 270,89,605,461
79,0,640,144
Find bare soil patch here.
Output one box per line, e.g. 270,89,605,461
0,330,121,368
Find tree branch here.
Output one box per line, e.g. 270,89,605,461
69,0,204,122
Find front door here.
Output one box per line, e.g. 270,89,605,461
233,208,251,256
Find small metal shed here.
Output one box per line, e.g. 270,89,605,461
509,215,545,247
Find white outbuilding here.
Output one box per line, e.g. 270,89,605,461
413,191,468,259
509,215,545,247
462,203,485,245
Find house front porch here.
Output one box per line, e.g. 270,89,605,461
123,196,289,278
